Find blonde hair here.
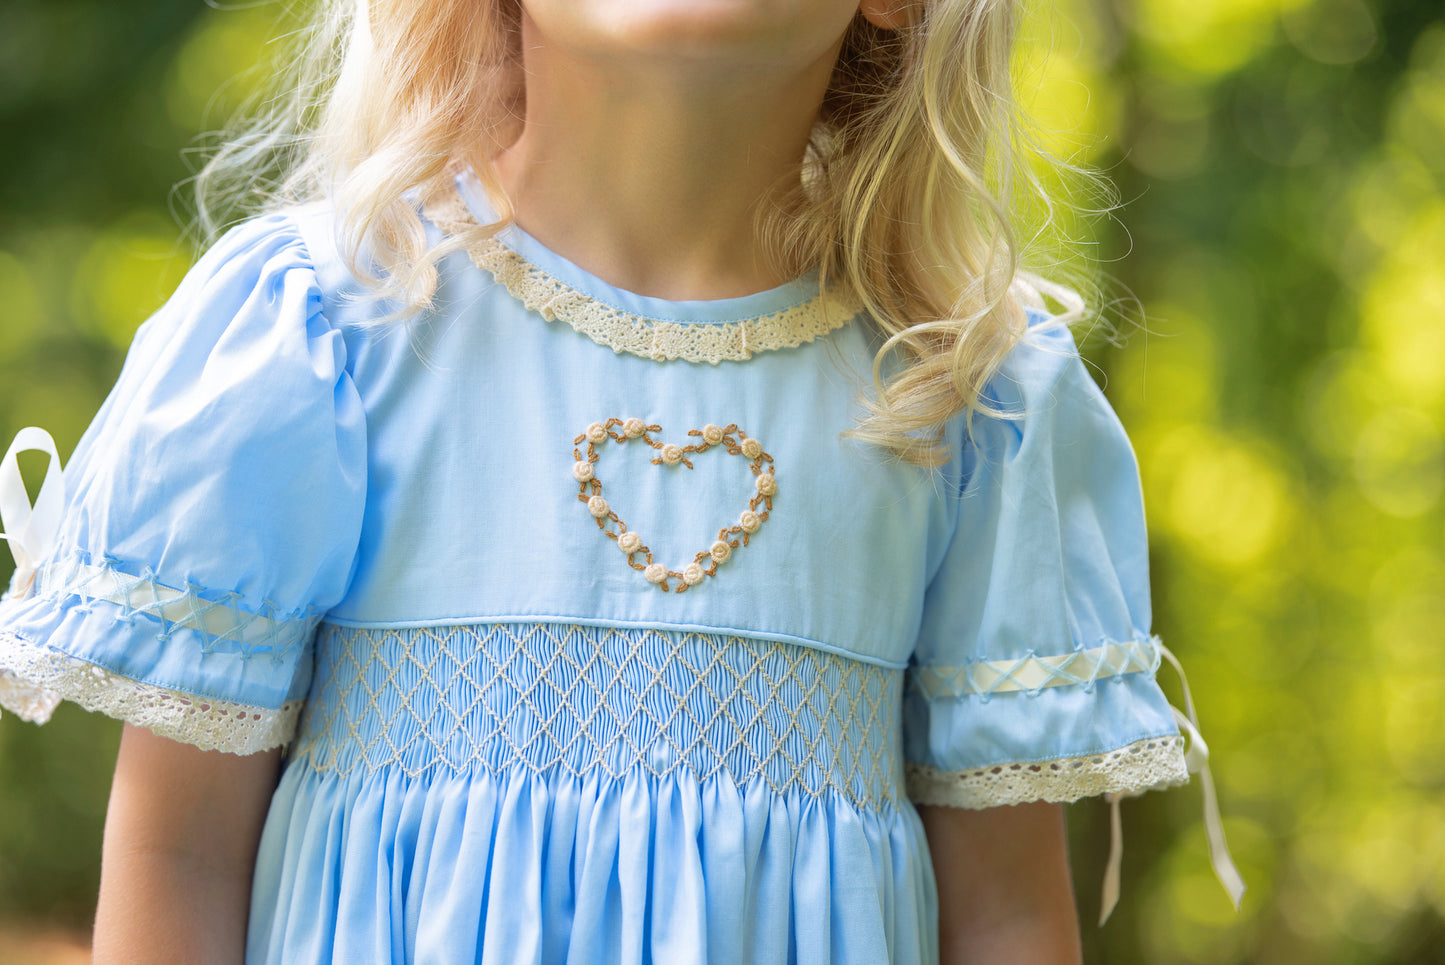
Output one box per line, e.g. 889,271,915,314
196,0,1088,467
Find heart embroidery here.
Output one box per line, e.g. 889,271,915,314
572,418,776,593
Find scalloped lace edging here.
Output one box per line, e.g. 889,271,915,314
426,192,863,364
904,735,1190,810
0,630,301,755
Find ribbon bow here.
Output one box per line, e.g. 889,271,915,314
1098,643,1247,925
0,427,66,600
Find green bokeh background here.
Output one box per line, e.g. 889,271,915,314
2,0,1443,961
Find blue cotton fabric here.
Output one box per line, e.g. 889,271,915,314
0,172,1187,964
0,219,364,714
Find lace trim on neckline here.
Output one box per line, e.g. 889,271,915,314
0,630,301,754
426,193,863,364
904,735,1190,810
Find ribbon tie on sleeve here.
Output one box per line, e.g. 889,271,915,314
0,427,66,601
1098,644,1247,925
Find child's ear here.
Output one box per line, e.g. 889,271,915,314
858,0,915,30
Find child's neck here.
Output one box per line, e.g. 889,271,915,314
491,15,843,302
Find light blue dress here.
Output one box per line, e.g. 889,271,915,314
0,172,1196,963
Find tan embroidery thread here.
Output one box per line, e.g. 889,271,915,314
573,419,775,593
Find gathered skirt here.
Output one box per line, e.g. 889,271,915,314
246,622,940,964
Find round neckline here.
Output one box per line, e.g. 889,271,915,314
453,170,825,327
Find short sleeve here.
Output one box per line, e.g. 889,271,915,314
902,315,1190,808
0,213,367,755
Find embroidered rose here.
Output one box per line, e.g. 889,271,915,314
576,418,775,593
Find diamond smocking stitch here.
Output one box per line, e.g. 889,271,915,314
572,419,775,593
289,623,904,807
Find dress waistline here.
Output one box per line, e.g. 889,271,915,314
291,622,905,809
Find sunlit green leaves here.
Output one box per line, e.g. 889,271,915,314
1023,1,1445,962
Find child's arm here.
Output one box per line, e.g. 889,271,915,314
92,724,281,965
919,801,1083,965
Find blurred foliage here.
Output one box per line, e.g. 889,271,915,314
0,0,1442,961
1041,0,1445,962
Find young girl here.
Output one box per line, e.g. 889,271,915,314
0,1,1241,962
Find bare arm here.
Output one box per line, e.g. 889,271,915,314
919,801,1082,965
92,724,282,965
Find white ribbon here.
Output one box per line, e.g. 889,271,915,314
0,427,66,598
1098,644,1246,925
913,637,1159,699
1099,791,1127,925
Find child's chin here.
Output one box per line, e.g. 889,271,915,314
522,0,856,65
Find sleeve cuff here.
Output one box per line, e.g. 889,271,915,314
904,734,1189,809
0,628,304,754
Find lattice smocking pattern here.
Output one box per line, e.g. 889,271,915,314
291,623,905,807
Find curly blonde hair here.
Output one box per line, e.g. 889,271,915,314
195,0,1086,466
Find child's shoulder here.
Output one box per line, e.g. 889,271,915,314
947,303,1110,435
141,208,323,349
176,204,343,323
118,204,360,427
943,302,1141,505
253,201,352,304
995,305,1094,401
183,200,412,335
262,196,463,324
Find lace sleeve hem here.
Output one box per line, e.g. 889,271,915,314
0,630,302,755
904,735,1190,809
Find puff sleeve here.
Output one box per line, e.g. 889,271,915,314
902,316,1190,809
0,213,366,755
